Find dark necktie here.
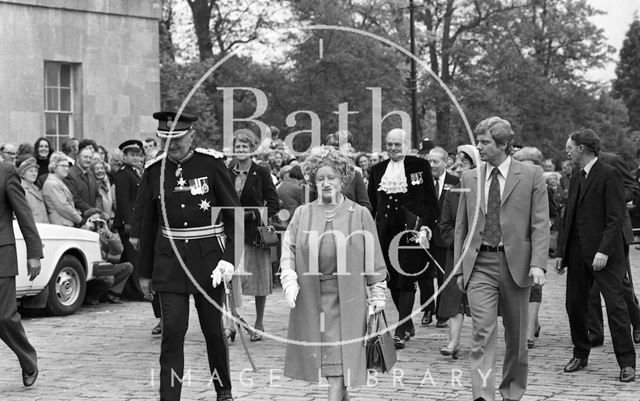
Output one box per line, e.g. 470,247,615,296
485,167,502,246
434,177,440,200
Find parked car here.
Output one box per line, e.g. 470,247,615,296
15,221,116,316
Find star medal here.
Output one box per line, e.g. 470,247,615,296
198,199,211,211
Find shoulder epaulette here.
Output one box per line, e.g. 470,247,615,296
144,152,166,169
195,147,224,159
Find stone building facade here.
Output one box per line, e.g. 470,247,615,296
0,0,161,152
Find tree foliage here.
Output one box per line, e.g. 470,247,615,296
613,18,640,131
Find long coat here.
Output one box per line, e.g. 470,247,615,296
42,174,82,226
21,181,49,224
0,163,43,278
280,199,387,386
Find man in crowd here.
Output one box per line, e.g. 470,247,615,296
64,145,101,214
368,128,439,349
557,129,636,382
0,161,42,387
113,139,162,334
135,111,239,401
1,143,17,165
61,138,79,164
588,151,640,346
81,208,133,305
454,116,549,401
418,146,459,328
143,137,159,160
276,164,305,227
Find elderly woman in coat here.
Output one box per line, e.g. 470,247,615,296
42,151,82,226
280,147,388,401
18,157,49,223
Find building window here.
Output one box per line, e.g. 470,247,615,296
44,62,74,150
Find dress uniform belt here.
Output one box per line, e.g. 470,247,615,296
161,224,227,250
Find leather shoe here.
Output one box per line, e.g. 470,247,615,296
421,311,433,326
217,388,234,400
393,336,405,349
151,320,162,336
436,319,448,328
633,326,640,344
102,293,122,304
564,357,588,373
22,368,38,387
620,367,635,382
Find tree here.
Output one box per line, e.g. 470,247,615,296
186,0,215,60
613,18,640,131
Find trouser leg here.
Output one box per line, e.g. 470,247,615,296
158,292,189,401
0,277,37,374
193,290,232,392
467,252,500,401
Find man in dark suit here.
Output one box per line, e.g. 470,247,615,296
418,146,459,327
454,117,549,401
588,151,640,345
557,129,636,382
368,128,439,349
64,145,101,214
0,162,43,387
136,111,239,401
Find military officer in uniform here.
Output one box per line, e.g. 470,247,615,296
136,112,239,401
114,140,163,331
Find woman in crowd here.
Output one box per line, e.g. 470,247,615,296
42,151,82,226
513,146,561,348
355,153,370,186
280,146,387,401
92,159,116,221
438,144,479,358
229,131,280,342
18,157,49,224
33,137,54,188
268,149,287,185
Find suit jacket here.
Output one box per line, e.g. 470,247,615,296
599,151,636,244
368,156,439,275
558,159,626,265
368,156,439,231
0,163,43,277
64,164,100,213
277,177,304,225
228,162,280,244
432,172,460,249
454,159,549,288
113,164,141,229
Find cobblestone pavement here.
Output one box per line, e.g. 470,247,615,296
2,250,640,401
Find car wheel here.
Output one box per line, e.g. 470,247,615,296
45,255,86,316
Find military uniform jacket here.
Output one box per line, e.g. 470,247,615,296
136,149,240,293
367,156,439,275
113,164,141,229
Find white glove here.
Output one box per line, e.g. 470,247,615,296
280,269,299,309
211,260,235,288
368,280,387,312
418,226,431,249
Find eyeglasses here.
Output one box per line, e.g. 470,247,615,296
3,151,16,156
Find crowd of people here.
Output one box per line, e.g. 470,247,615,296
2,113,640,401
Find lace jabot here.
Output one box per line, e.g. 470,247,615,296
378,159,407,194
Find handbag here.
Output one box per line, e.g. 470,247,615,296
365,310,397,373
252,224,279,248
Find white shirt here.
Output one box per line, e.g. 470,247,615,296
483,156,511,211
434,171,446,200
582,157,597,178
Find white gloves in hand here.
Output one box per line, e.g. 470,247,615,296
280,269,299,309
368,280,387,312
211,260,235,288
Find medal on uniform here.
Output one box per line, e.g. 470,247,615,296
189,177,210,195
409,172,423,185
174,164,190,191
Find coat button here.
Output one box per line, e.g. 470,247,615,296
185,239,189,244
184,222,188,227
387,205,390,209
181,204,185,208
